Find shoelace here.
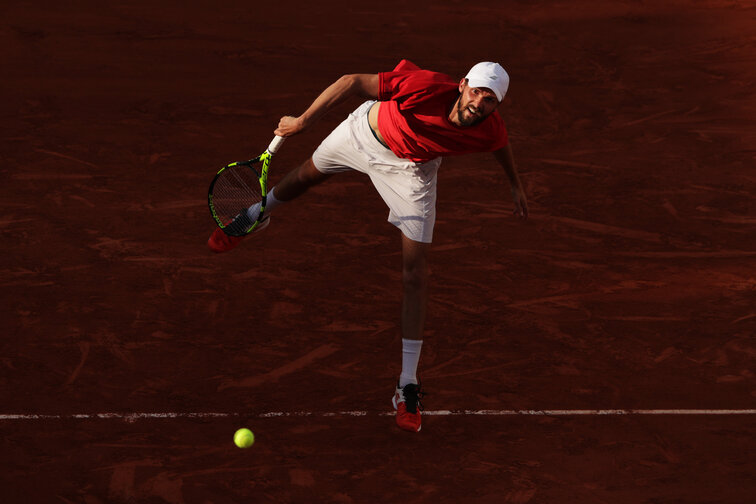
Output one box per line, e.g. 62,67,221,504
403,384,426,414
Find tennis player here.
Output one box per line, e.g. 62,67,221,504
208,60,528,432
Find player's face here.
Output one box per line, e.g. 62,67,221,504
453,79,499,127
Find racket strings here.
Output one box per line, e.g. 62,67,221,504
212,164,263,233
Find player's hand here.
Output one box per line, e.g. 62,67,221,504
511,185,529,220
274,116,306,137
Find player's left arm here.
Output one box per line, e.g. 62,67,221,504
493,143,528,219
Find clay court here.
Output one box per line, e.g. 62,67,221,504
2,0,755,502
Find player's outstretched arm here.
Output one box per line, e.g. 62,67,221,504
275,74,380,137
493,144,528,219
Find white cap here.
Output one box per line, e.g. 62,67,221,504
465,62,509,102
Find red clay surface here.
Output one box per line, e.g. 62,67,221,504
2,1,755,502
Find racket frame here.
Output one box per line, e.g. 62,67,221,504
208,153,271,236
207,136,285,237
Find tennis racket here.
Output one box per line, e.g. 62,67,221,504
207,135,286,236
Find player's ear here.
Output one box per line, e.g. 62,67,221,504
458,78,467,93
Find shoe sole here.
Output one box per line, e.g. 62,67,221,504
396,412,421,433
253,215,271,233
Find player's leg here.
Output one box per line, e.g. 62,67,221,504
245,157,330,221
401,233,429,346
361,154,440,432
392,233,430,433
270,157,330,202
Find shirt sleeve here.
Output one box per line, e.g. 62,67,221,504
378,71,407,101
378,69,439,102
378,60,424,100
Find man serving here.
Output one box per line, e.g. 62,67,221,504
209,60,528,432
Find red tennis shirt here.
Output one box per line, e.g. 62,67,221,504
376,60,509,163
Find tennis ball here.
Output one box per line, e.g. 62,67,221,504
234,428,255,448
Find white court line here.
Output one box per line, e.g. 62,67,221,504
1,409,755,421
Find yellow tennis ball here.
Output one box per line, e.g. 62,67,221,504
234,428,255,448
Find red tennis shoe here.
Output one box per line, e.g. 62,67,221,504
392,382,425,433
207,216,270,253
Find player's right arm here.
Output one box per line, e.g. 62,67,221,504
275,74,379,137
493,143,529,220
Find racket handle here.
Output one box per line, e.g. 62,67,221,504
267,135,286,155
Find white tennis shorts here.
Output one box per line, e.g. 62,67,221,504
312,100,442,243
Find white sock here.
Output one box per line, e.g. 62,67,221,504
399,338,423,387
245,202,262,220
245,187,283,220
265,187,283,213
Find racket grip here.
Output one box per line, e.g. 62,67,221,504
267,135,286,155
